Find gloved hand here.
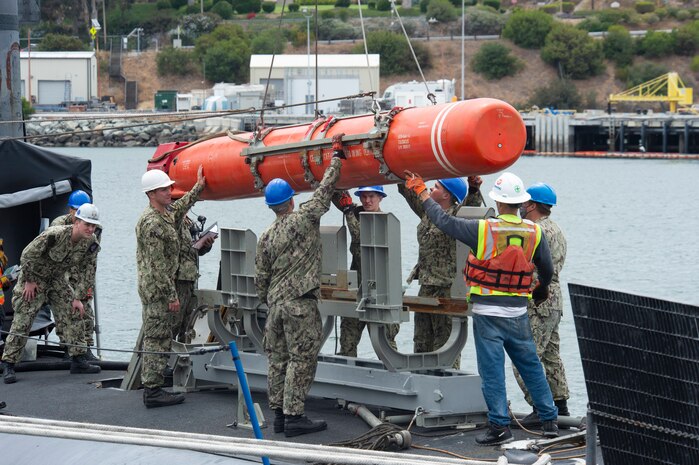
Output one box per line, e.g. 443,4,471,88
338,192,353,213
404,170,427,196
467,175,483,190
332,133,346,159
532,285,549,306
0,276,10,291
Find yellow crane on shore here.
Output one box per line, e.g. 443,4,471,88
608,72,694,113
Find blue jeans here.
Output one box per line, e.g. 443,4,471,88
473,313,558,426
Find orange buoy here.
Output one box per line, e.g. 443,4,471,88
148,98,526,200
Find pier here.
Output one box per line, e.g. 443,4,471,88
522,110,699,158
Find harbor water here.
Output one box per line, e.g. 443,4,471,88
47,147,699,418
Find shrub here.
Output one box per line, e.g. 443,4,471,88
288,3,300,11
211,1,234,19
427,0,457,22
353,30,431,75
462,6,506,35
261,1,276,12
22,97,36,118
318,18,357,40
673,21,699,56
540,4,558,14
232,0,262,14
320,9,335,19
641,13,660,24
367,1,376,8
38,33,88,51
471,42,523,80
528,79,582,110
676,9,692,21
177,13,221,45
377,0,392,11
156,47,198,76
561,2,575,14
502,9,554,49
691,55,699,73
251,29,286,53
616,62,669,87
604,25,634,67
637,30,675,58
655,7,668,19
540,23,605,79
419,0,429,13
157,0,172,10
337,9,350,21
634,1,654,14
335,0,351,7
482,0,500,11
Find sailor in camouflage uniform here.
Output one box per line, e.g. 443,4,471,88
136,167,205,408
398,176,483,369
51,190,101,360
516,182,570,421
331,186,398,357
2,204,103,384
173,215,215,343
256,135,345,437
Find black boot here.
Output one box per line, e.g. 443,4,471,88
555,399,570,416
2,362,16,384
519,407,541,427
542,419,559,438
70,355,101,374
475,422,513,446
273,408,285,433
284,414,327,437
143,387,185,408
84,349,100,361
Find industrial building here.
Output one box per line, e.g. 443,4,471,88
249,54,380,116
19,51,98,106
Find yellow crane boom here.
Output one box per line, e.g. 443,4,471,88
608,72,693,113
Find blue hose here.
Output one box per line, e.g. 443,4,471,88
229,341,270,465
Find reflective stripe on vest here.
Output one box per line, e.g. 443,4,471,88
466,214,542,298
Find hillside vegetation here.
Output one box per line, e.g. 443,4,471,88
28,0,699,111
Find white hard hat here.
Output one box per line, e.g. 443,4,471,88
141,169,174,193
75,203,102,226
488,172,531,204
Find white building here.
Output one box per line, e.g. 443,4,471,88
19,51,98,105
249,54,380,116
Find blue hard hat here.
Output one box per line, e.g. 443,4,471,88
68,190,91,209
264,178,295,206
527,182,557,206
354,186,387,198
438,178,467,203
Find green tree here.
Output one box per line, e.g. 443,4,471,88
541,24,605,79
211,1,234,19
251,29,286,54
603,25,634,67
673,20,699,56
426,0,457,22
637,30,675,58
462,7,506,36
616,62,669,88
353,30,431,76
502,9,554,49
38,33,88,51
195,24,251,83
471,42,523,80
528,79,582,110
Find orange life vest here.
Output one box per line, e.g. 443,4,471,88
465,214,541,298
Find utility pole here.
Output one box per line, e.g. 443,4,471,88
0,0,22,139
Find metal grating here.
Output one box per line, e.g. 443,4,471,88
569,283,699,465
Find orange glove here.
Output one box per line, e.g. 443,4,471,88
338,192,353,213
404,170,427,196
332,133,346,159
467,175,483,190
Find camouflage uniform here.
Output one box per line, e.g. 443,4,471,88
256,157,341,416
515,216,569,403
331,192,399,357
136,183,203,389
2,226,99,364
50,214,101,350
398,185,482,369
173,216,208,343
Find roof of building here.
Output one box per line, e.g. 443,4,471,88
19,51,96,59
250,54,379,69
